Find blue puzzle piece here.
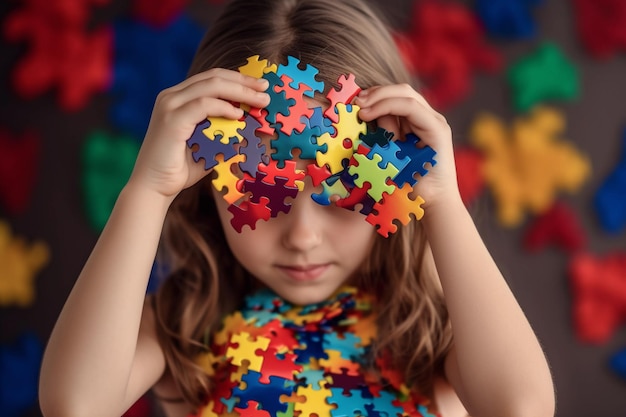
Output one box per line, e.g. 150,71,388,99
328,388,370,417
594,131,626,234
277,55,325,98
476,0,543,40
263,71,294,124
323,333,364,361
293,331,328,363
394,133,437,187
237,114,268,176
369,390,406,417
368,141,411,173
297,369,327,390
232,370,292,415
309,106,336,136
610,348,626,381
270,123,325,168
0,333,43,417
111,14,204,138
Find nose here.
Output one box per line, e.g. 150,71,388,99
280,181,323,252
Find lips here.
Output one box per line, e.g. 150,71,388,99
276,263,330,281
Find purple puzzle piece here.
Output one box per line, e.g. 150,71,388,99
187,119,238,170
242,172,299,217
237,114,268,176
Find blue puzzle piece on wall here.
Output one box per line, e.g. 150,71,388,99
594,129,626,234
476,0,544,39
111,13,205,139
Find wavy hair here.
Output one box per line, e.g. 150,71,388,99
153,0,453,409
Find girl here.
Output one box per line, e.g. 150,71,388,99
39,1,555,417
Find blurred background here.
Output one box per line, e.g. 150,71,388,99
0,0,625,416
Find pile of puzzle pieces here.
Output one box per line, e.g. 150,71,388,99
187,55,437,237
192,286,435,417
469,106,590,227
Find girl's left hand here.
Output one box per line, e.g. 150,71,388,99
354,84,461,209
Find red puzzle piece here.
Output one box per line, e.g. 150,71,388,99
228,198,272,232
569,251,626,343
133,0,189,27
0,129,40,214
454,147,484,206
524,201,587,253
3,0,112,110
573,0,626,59
396,0,502,109
324,73,361,123
256,347,303,383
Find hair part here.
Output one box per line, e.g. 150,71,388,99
153,0,451,410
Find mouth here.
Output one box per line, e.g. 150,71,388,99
276,263,331,281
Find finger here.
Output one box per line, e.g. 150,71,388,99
169,68,269,93
357,84,438,114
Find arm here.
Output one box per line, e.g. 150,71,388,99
39,69,270,417
356,85,555,417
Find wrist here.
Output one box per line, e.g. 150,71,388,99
121,179,177,213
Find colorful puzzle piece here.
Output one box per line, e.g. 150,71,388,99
523,201,586,253
82,130,140,232
476,0,544,39
187,55,437,236
111,14,204,137
0,129,40,214
507,42,580,112
469,106,590,226
573,0,626,59
3,0,112,110
395,0,502,109
594,128,626,234
569,251,626,344
0,332,43,417
0,221,49,307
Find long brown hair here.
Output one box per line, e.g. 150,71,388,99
153,0,452,409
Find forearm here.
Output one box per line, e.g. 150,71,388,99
39,182,172,415
422,197,554,417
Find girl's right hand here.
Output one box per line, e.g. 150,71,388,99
128,68,270,199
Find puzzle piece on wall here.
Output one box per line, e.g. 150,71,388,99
394,0,503,109
3,0,112,110
523,201,587,253
0,332,43,417
111,13,204,137
0,221,49,307
573,0,626,59
0,129,40,215
476,0,544,39
507,42,580,112
594,127,626,234
469,106,590,227
569,251,626,344
82,130,140,232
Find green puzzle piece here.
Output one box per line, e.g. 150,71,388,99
82,131,140,231
507,41,580,112
348,153,399,201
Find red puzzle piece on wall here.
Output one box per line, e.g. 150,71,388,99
569,251,626,344
0,129,40,214
573,0,626,59
395,0,503,109
524,201,587,253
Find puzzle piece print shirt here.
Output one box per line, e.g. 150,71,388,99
190,286,439,417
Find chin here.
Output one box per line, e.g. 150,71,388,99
271,283,339,306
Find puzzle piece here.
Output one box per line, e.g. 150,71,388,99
239,55,278,78
324,73,361,123
256,347,302,383
233,400,271,417
454,147,485,206
0,332,43,417
242,172,299,217
573,0,626,59
82,131,141,231
476,0,544,39
610,348,626,381
316,132,354,174
594,128,626,234
277,55,324,98
110,14,204,137
257,160,306,191
212,153,246,204
327,387,369,417
132,0,189,27
232,371,291,415
470,107,590,226
348,152,399,201
227,198,272,232
0,129,40,214
237,114,268,177
0,221,49,307
202,117,246,145
226,332,271,372
507,42,580,112
523,201,586,253
275,74,315,135
366,183,426,237
187,119,239,170
396,0,502,109
393,133,437,187
569,251,626,343
3,0,112,110
294,383,334,417
270,123,324,167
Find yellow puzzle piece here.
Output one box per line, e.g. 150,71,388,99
470,106,591,226
0,220,50,307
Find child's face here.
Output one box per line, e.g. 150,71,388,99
213,175,376,305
